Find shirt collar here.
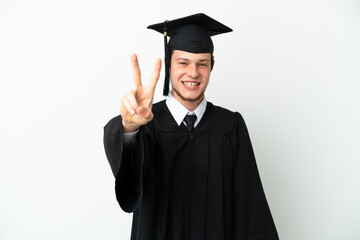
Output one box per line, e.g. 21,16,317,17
166,93,207,127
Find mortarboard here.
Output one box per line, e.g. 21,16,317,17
147,13,232,96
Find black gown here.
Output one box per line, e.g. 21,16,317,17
103,100,279,240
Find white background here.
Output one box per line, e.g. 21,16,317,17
1,0,359,239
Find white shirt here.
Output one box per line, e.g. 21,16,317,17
165,93,207,127
123,93,207,143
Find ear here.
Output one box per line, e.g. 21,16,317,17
211,59,215,71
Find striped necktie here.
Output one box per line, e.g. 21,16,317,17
184,115,197,132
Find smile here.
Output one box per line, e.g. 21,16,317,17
182,81,200,87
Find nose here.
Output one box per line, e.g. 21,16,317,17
187,64,200,79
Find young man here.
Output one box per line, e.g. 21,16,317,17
104,13,279,240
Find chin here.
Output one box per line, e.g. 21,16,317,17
173,88,204,103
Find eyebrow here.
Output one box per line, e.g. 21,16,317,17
175,58,210,62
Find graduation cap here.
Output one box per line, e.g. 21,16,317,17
147,13,232,96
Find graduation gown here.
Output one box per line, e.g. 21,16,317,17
103,100,279,240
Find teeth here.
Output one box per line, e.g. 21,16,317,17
183,82,199,87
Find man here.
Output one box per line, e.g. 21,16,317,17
104,13,279,240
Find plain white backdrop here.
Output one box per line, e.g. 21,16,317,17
1,0,359,239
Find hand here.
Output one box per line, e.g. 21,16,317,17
120,54,162,133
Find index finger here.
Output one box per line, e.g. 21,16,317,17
131,53,142,88
146,58,162,92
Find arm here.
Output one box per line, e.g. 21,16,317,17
103,54,161,212
103,115,145,212
232,113,279,239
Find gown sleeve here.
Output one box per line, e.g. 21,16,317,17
232,113,279,239
103,115,146,213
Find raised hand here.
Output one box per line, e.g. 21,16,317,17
120,54,162,133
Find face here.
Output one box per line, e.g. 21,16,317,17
170,50,213,109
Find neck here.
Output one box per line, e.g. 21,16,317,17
170,90,204,111
183,100,202,112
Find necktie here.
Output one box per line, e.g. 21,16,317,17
184,115,197,132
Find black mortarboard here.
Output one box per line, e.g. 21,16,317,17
147,13,232,96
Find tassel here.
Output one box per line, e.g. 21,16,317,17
163,20,170,96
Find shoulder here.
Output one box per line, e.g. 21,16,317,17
207,102,237,118
207,101,244,121
152,100,171,120
147,100,178,132
199,102,245,134
152,100,167,112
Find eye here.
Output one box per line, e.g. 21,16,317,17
199,63,209,67
179,62,188,66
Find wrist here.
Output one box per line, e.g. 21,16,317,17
122,120,139,133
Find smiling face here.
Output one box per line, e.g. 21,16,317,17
170,50,213,111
